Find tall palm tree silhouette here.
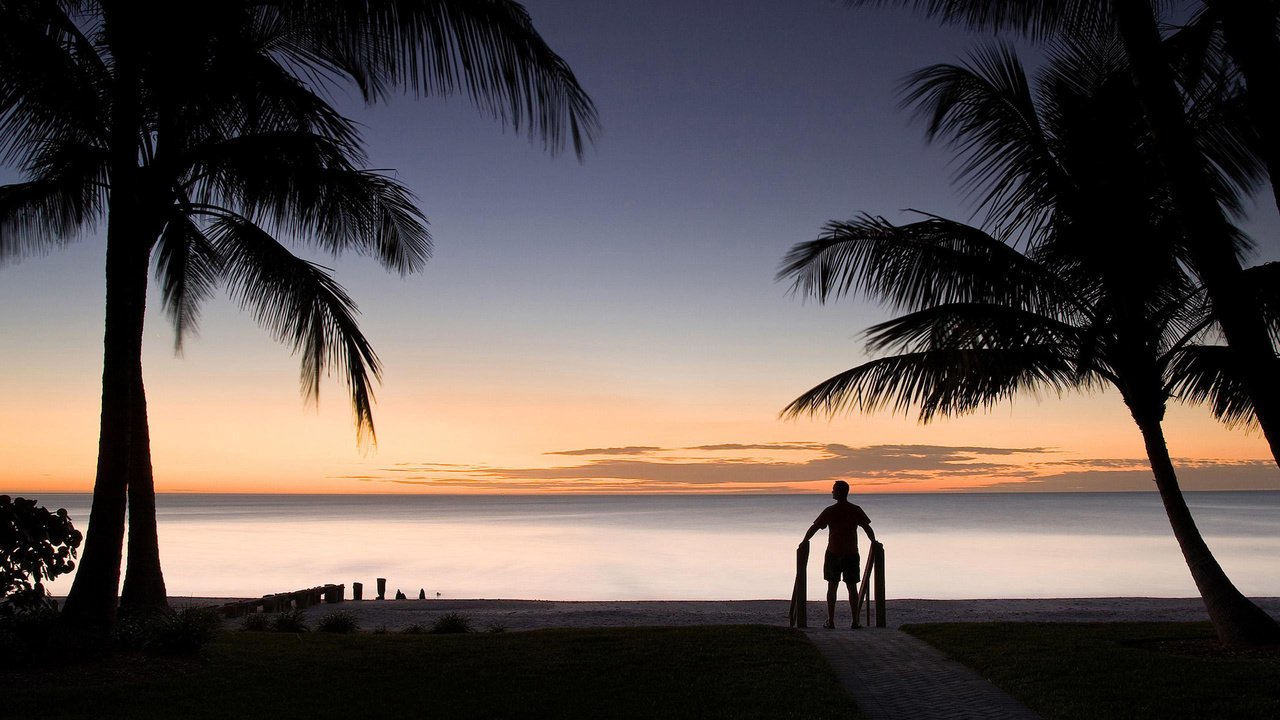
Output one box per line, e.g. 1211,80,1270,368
780,40,1279,646
844,0,1280,502
0,1,598,630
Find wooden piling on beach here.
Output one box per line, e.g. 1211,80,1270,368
352,582,363,601
218,584,346,617
377,577,387,600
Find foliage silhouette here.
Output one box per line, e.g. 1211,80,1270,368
844,0,1280,548
781,38,1279,646
0,0,597,631
0,495,82,616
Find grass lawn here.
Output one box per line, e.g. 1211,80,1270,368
3,625,858,720
904,622,1280,720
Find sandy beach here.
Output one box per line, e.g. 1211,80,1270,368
178,597,1280,632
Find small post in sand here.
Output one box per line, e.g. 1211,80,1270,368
873,542,886,628
377,577,387,600
352,582,363,601
789,540,809,627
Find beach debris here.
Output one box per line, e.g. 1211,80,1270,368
395,589,407,600
419,588,426,600
220,584,344,618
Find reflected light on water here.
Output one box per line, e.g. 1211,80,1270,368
35,492,1280,601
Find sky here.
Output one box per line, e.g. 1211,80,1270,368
2,0,1279,495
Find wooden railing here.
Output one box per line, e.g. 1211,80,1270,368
789,541,810,627
789,541,885,628
855,541,886,628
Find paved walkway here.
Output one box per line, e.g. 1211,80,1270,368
805,627,1042,720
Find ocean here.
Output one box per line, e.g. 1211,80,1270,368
26,491,1280,601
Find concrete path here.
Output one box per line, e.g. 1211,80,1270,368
805,627,1041,720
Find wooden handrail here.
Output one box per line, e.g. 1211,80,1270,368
789,541,810,627
853,542,886,628
792,541,886,628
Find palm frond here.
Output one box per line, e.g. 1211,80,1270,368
1242,261,1280,343
209,214,381,446
901,45,1067,238
185,131,431,274
1167,344,1256,429
843,1,1119,40
267,0,599,157
779,214,1077,317
154,213,223,352
781,347,1082,423
0,154,107,261
865,302,1082,355
0,2,107,167
182,47,366,159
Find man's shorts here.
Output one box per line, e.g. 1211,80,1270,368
823,552,860,583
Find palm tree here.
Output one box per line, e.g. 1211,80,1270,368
844,0,1280,484
1195,2,1280,214
780,41,1279,646
0,0,598,631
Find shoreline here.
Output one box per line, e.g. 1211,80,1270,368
166,596,1280,632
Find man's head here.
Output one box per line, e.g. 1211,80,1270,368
832,480,850,501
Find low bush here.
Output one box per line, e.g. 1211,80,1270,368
114,607,222,655
1,496,82,617
431,612,473,634
272,608,308,633
316,610,359,633
399,623,426,634
0,607,61,668
240,613,270,632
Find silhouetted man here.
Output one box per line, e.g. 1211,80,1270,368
801,480,875,629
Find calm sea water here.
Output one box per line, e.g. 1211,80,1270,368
27,492,1280,601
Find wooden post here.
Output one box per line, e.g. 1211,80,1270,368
873,542,886,628
789,540,809,628
352,582,363,601
376,577,386,600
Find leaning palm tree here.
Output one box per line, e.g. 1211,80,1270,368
781,41,1279,646
844,0,1280,486
0,0,598,631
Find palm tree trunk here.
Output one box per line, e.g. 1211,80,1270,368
59,223,153,631
60,18,167,626
119,370,167,615
1134,411,1280,647
1207,0,1280,214
1112,0,1280,468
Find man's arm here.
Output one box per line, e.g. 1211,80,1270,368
800,523,821,546
861,521,877,544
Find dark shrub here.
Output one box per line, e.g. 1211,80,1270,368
114,607,222,655
0,608,60,668
273,608,308,633
316,610,359,633
431,612,473,634
1,496,82,616
240,613,270,632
